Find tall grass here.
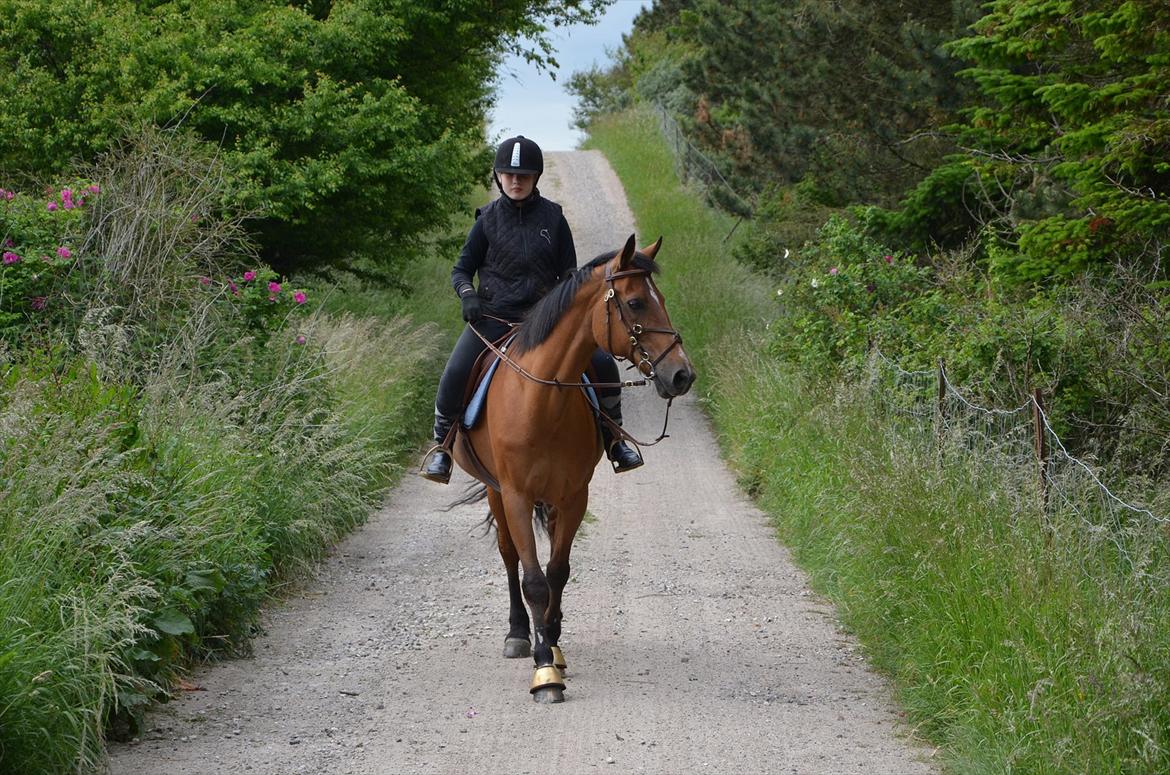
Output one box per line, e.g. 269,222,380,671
0,130,464,773
588,106,1170,774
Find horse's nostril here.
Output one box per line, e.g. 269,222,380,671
673,368,695,394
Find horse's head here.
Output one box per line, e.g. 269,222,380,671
594,234,696,399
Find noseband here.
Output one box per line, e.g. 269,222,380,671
603,265,684,380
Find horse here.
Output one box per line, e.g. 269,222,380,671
451,234,696,703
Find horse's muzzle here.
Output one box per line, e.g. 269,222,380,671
655,362,696,398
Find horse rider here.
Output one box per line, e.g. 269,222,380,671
421,135,643,484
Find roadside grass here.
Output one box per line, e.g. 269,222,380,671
0,134,471,773
587,106,1170,773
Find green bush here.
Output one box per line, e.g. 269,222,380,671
732,182,840,277
767,215,937,373
761,214,1170,476
0,182,96,331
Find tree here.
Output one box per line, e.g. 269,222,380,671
0,0,607,275
948,0,1170,283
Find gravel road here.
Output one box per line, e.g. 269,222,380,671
107,151,936,775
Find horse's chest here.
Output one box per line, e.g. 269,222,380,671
489,401,599,498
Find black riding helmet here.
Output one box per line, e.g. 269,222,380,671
493,135,543,175
492,136,543,201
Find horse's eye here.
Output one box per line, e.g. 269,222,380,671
627,298,644,311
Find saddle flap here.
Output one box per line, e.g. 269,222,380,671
462,354,504,429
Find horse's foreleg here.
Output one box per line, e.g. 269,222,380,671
487,488,530,658
545,488,587,673
500,489,565,703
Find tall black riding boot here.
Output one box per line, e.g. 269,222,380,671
422,411,455,484
600,396,643,473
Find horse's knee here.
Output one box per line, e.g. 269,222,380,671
547,560,570,591
521,569,549,608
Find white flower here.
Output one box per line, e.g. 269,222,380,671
776,288,783,297
810,278,819,288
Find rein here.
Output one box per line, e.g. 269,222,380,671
467,265,683,447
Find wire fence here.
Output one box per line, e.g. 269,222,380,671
653,103,754,223
866,348,1167,576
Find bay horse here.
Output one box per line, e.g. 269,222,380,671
451,234,695,703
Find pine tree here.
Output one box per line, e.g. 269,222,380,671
948,0,1170,282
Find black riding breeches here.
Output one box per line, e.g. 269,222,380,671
434,321,622,428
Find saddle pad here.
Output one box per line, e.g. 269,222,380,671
462,355,601,430
581,374,600,417
462,353,504,429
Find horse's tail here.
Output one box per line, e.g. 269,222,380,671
444,483,493,536
445,483,549,538
445,482,489,511
533,502,550,534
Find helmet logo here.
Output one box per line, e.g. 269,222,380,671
510,142,521,168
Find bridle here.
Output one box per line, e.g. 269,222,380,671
602,264,684,381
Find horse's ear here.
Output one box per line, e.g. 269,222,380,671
640,236,663,261
618,233,637,270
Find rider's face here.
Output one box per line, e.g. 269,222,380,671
498,171,536,200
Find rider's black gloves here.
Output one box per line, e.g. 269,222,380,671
460,291,483,323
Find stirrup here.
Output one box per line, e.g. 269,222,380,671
607,440,643,473
421,446,452,484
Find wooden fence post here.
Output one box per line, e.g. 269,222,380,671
1032,388,1050,514
935,358,946,463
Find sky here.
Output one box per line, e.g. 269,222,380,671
488,1,650,151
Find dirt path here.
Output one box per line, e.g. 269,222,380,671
107,151,936,775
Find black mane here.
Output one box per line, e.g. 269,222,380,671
511,249,660,355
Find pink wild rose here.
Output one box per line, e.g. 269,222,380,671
243,271,256,282
268,281,281,294
295,335,307,345
56,246,71,259
293,291,306,304
884,254,894,264
87,184,100,194
829,266,839,276
46,202,58,211
198,276,212,286
2,251,20,265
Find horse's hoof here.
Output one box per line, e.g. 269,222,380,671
529,664,565,698
550,645,567,672
532,686,565,704
503,637,531,658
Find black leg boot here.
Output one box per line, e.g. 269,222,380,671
600,397,643,473
422,411,455,484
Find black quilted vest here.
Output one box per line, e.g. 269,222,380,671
475,194,570,320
